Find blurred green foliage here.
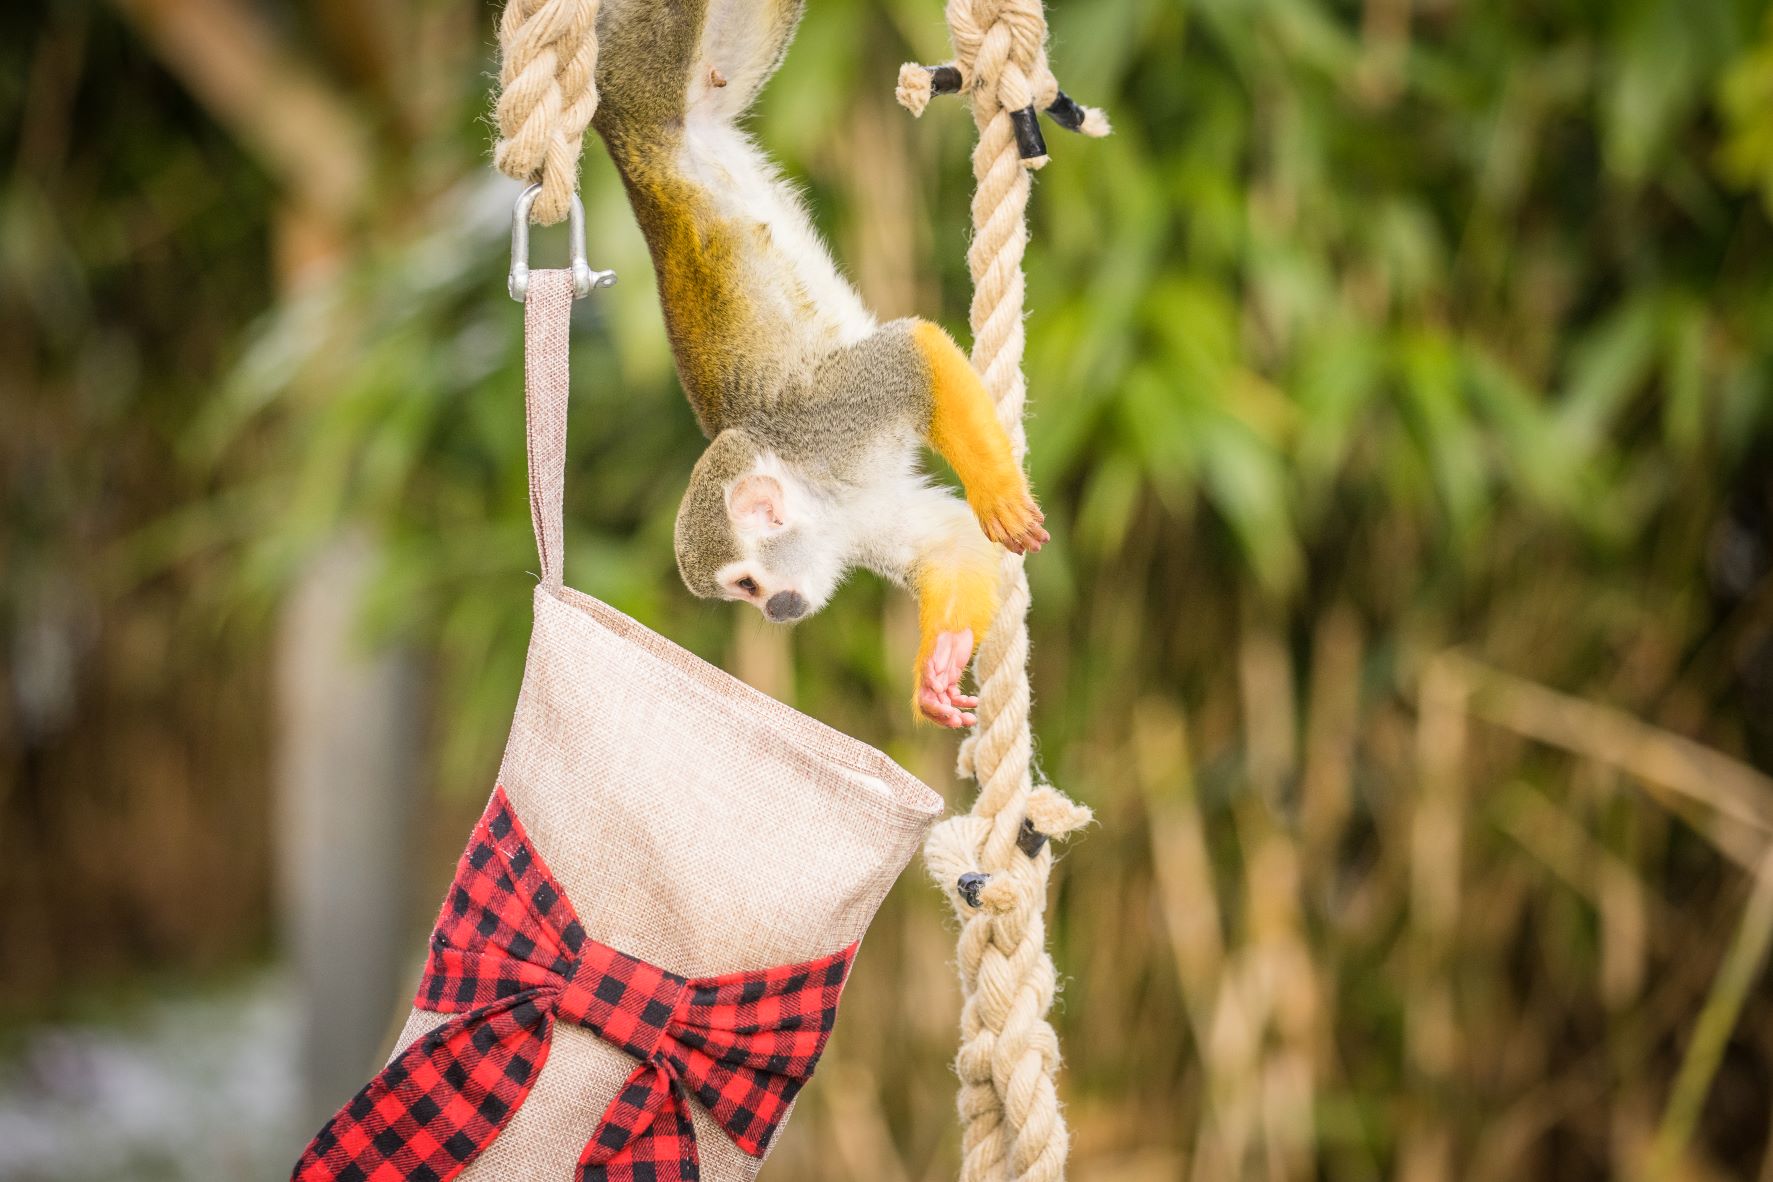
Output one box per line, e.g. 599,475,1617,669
204,0,1773,768
9,0,1773,1177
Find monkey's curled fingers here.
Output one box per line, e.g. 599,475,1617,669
974,491,1050,555
918,629,978,728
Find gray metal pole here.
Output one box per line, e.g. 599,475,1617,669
275,530,421,1136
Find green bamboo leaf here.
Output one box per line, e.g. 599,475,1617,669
1660,294,1707,456
1462,344,1598,527
1555,294,1661,451
1075,453,1145,556
1716,15,1773,213
1186,402,1301,595
1395,330,1488,535
1115,363,1198,512
1292,322,1382,493
1602,0,1703,184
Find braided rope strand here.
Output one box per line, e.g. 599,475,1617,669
494,0,600,225
902,1,1102,1178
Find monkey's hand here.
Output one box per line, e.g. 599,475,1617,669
971,486,1050,556
918,629,979,728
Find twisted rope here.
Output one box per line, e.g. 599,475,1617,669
494,0,601,226
900,2,1104,1179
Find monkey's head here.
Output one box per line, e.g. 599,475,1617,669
674,429,847,625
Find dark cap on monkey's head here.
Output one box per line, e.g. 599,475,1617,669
674,428,761,597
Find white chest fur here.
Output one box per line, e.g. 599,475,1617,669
676,117,876,373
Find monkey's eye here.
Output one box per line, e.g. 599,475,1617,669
736,576,760,596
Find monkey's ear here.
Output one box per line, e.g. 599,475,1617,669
727,473,789,534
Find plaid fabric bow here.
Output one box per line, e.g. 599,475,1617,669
293,786,856,1182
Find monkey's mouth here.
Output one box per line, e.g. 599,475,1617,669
764,591,809,622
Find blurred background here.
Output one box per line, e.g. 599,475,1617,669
5,0,1773,1178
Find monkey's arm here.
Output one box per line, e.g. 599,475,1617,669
874,486,1003,728
910,322,1049,554
783,322,1046,727
907,324,1048,725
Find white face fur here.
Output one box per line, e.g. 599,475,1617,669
717,456,846,623
716,447,969,625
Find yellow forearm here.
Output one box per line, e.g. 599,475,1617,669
913,320,1027,517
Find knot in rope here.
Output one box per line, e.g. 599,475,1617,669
926,788,1092,915
898,0,1108,170
495,0,601,225
948,0,1053,113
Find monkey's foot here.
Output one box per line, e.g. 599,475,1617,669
974,491,1049,555
918,629,979,728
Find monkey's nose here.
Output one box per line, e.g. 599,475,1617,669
765,591,808,622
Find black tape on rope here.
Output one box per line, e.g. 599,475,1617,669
953,822,1047,909
928,65,964,96
1045,90,1089,132
1011,106,1048,161
909,67,1094,162
957,872,990,908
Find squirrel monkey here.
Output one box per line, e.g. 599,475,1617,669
591,0,1048,728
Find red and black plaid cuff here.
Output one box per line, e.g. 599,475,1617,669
292,785,856,1182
